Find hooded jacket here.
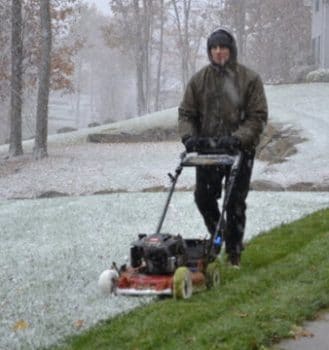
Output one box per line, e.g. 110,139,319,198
178,29,268,151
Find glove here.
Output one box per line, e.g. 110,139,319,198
182,135,199,152
216,136,241,151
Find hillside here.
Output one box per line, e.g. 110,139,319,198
0,83,328,199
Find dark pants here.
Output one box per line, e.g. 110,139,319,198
194,151,255,255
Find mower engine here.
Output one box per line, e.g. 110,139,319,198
130,233,187,275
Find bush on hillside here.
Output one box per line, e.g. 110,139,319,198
289,64,316,83
306,69,329,82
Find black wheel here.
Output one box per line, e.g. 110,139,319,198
173,267,192,299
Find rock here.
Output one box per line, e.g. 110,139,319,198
88,122,100,128
37,191,69,198
93,189,128,195
250,180,285,191
87,132,138,143
257,124,306,164
56,127,77,134
286,182,329,192
142,186,167,192
87,122,306,166
87,128,179,143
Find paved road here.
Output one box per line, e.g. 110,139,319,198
275,312,329,350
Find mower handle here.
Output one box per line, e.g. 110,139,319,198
180,151,241,167
155,150,242,237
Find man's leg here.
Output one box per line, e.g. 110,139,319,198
225,151,255,266
194,166,224,235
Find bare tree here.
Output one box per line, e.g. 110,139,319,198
171,0,191,90
33,0,52,159
154,0,164,111
218,0,311,82
133,0,147,115
133,0,153,114
230,0,246,62
108,0,155,115
9,0,23,157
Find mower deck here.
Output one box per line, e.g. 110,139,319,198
115,238,213,297
116,267,206,296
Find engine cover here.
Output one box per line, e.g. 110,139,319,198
130,233,187,275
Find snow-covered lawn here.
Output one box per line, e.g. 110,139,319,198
0,83,328,348
255,83,329,187
0,83,329,199
0,192,329,349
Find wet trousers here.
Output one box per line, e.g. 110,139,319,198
194,151,255,255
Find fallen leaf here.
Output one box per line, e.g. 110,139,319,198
289,325,314,339
74,319,85,330
186,336,196,343
13,320,29,331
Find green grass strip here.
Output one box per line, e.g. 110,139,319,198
53,208,329,350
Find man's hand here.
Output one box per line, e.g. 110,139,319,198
216,136,241,151
182,135,241,153
182,135,199,152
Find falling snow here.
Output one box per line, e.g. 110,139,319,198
0,83,328,348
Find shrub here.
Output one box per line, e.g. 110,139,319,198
306,69,329,82
289,65,316,83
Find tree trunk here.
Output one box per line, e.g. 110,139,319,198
75,57,82,128
235,0,246,62
34,0,52,160
143,0,152,113
134,0,147,115
155,0,164,111
9,0,23,157
172,0,191,90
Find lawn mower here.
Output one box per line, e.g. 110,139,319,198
98,140,242,299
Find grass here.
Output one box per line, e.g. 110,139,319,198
52,208,329,350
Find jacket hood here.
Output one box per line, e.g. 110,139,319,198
207,28,237,64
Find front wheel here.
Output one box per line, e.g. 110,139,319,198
206,261,221,289
173,267,192,299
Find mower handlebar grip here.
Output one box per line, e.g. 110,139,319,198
180,152,241,167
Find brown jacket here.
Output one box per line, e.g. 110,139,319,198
178,62,268,151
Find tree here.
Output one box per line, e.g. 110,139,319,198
171,0,191,90
168,0,208,91
154,0,164,111
108,0,155,115
71,4,136,125
222,0,247,62
9,0,23,157
218,0,312,82
0,0,80,145
33,0,52,159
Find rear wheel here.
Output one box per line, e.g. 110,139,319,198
173,267,192,299
206,260,221,289
98,269,119,295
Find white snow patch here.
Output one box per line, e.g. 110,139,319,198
0,192,328,349
0,83,329,348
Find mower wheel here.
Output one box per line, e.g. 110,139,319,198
173,267,192,299
206,260,221,289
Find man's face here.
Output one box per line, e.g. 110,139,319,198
210,45,230,66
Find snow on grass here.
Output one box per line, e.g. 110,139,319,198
0,192,328,349
0,107,178,154
260,83,329,186
1,83,329,192
0,83,328,348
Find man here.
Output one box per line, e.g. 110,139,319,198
178,28,268,268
